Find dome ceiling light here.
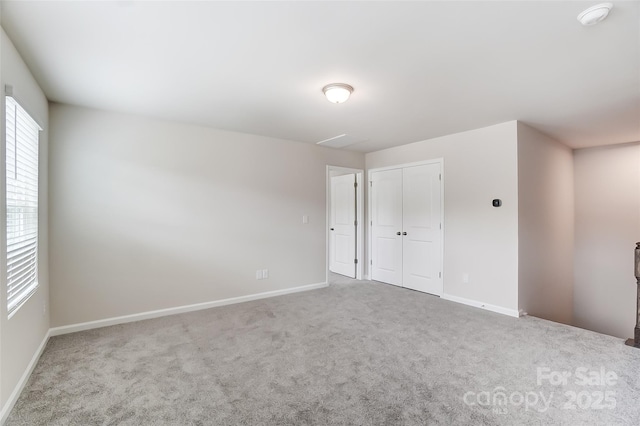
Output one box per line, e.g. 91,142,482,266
577,3,613,26
322,83,354,104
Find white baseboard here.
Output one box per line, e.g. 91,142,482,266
441,293,520,318
50,281,328,337
0,329,50,425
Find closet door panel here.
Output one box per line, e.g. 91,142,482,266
370,169,403,286
402,164,442,295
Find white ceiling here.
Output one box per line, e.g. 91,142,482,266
1,1,638,152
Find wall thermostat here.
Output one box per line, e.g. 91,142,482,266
492,199,502,207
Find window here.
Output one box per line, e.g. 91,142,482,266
6,94,40,317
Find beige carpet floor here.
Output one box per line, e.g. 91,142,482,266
6,274,640,425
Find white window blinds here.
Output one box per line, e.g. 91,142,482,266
6,95,40,316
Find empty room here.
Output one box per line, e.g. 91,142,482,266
1,1,639,424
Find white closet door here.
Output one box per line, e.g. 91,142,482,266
402,164,442,295
330,174,356,278
370,169,403,286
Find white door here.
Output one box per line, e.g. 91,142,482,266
370,169,403,286
402,164,442,295
330,174,356,278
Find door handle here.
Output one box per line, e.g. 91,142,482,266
330,228,334,231
402,232,407,236
396,232,401,235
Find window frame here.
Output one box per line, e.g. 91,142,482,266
5,93,41,318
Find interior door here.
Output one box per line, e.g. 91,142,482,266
370,169,403,286
402,164,442,295
330,174,356,278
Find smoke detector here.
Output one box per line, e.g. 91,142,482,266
577,3,613,26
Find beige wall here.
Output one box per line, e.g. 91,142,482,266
0,28,49,415
366,122,519,313
48,103,364,327
517,123,574,325
573,142,640,338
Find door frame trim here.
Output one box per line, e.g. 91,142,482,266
367,158,445,293
326,166,364,282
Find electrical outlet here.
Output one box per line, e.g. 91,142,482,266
262,269,269,279
463,273,469,284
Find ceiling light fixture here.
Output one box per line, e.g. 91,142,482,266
323,83,353,104
577,3,613,26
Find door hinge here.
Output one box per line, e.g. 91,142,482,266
439,173,441,181
370,260,373,265
354,259,358,264
354,182,358,188
354,220,358,226
369,181,372,187
370,220,373,226
440,223,442,230
439,272,442,278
